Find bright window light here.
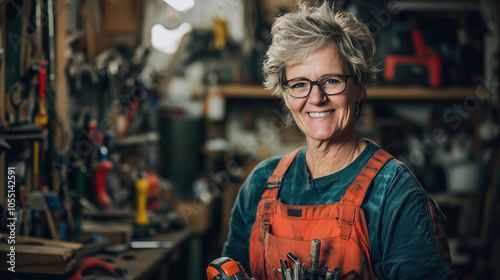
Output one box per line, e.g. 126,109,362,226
151,23,192,54
164,0,195,12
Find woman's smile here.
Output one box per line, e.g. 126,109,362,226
307,110,335,118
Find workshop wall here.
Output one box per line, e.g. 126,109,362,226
0,0,499,280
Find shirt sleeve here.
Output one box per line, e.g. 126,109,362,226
221,158,277,273
221,178,253,271
378,164,455,280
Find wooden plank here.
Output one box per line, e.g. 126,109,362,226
55,0,69,135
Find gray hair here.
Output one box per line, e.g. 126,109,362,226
263,1,379,98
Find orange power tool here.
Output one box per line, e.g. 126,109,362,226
207,257,255,280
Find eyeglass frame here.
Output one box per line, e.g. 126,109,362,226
282,74,354,98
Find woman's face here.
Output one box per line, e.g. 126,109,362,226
284,44,364,143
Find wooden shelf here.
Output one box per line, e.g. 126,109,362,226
367,86,475,100
219,84,476,100
219,85,276,99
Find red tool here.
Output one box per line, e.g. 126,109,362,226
146,170,161,210
68,256,126,280
207,257,254,280
94,159,113,210
383,28,442,87
33,61,48,190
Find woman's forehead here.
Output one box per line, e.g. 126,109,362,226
286,45,349,77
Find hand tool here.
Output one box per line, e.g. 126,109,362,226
300,263,307,280
207,257,255,280
332,268,342,280
146,170,161,210
33,61,48,191
293,260,300,280
135,173,150,225
94,156,113,210
68,256,126,280
309,239,321,280
26,191,58,239
280,258,288,280
325,269,332,280
287,252,299,264
319,265,327,280
285,267,293,280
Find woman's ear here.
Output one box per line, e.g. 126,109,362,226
356,84,366,103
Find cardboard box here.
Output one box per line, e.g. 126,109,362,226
0,234,84,274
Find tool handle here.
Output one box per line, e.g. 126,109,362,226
135,177,150,225
309,239,321,280
38,61,47,101
68,256,122,280
94,160,113,209
332,268,342,280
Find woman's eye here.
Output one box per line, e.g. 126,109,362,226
324,78,341,85
291,82,306,89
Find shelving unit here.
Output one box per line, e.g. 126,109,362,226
219,84,476,100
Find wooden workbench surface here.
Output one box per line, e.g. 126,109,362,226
86,227,192,280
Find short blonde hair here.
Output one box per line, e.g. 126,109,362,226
263,1,379,98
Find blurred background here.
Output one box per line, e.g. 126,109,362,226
0,0,499,279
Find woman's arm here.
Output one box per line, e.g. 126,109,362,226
377,164,454,280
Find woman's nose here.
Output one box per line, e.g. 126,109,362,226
308,84,327,104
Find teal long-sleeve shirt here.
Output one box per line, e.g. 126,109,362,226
222,141,454,280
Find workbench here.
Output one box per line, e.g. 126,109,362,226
0,227,195,280
85,227,194,280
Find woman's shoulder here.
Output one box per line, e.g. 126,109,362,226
375,151,424,194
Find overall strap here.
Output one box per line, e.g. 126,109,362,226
262,147,303,200
340,149,393,207
339,149,393,241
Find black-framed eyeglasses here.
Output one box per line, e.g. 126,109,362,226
283,74,354,98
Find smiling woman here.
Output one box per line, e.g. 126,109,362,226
220,2,455,280
283,45,363,155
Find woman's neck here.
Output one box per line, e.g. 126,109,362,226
305,130,367,179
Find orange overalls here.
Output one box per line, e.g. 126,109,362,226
249,148,393,280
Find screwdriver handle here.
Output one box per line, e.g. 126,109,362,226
95,160,113,209
135,177,150,225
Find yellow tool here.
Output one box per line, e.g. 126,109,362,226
134,176,149,225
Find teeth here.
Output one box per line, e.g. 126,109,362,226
308,110,333,118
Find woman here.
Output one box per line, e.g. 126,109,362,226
222,2,453,279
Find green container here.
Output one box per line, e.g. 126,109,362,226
158,108,205,198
